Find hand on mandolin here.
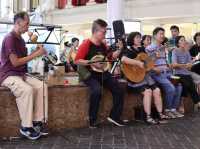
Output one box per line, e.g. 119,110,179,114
91,62,104,70
33,45,46,58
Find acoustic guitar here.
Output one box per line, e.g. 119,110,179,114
121,52,156,83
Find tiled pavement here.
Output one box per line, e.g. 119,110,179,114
1,113,200,149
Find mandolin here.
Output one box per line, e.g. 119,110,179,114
77,54,112,81
121,52,156,83
88,55,111,73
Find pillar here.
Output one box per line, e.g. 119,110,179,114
106,0,124,43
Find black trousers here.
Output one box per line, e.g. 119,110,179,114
177,74,200,104
84,71,124,123
191,61,200,75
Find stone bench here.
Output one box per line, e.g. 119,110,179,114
0,81,194,138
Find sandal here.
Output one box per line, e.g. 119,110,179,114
146,116,159,125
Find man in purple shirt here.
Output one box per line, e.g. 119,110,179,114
0,11,48,140
146,27,183,119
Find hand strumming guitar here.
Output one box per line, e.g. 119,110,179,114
137,61,145,69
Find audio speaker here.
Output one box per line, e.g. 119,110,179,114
112,20,125,40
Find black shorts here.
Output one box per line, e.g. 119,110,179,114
127,84,158,94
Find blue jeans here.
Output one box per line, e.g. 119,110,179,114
152,71,182,110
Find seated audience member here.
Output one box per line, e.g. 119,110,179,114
168,25,180,64
172,36,200,108
190,71,200,95
67,37,79,71
141,35,152,48
146,27,183,119
190,32,200,75
185,41,200,95
121,32,169,124
161,37,171,65
62,38,79,72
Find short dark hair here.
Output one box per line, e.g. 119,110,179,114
141,35,151,46
92,19,107,33
170,25,179,32
64,41,70,47
71,37,79,43
14,11,29,23
175,35,185,47
193,32,200,42
153,27,165,36
127,32,141,47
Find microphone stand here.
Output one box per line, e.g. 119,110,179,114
110,38,126,76
110,59,121,75
42,59,46,124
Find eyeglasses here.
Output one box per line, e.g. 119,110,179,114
98,29,107,35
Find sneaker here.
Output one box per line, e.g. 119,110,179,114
89,121,99,129
194,103,200,112
123,119,129,123
33,121,49,136
20,127,41,140
165,111,176,119
171,111,184,118
107,117,125,127
159,113,170,120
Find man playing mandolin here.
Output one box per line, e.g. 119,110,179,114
75,19,125,128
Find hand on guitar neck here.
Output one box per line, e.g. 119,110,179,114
116,39,124,50
135,61,145,69
112,39,126,59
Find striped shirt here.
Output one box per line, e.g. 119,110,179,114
172,48,192,75
145,43,168,70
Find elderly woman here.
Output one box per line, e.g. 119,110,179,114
172,35,200,109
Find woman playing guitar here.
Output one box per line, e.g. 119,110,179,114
121,32,169,124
